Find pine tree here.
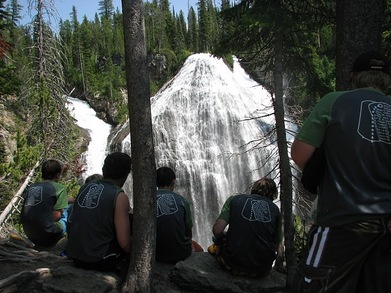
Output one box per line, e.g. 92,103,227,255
8,0,22,44
198,0,211,52
187,6,198,52
174,10,187,53
22,0,74,160
98,0,114,20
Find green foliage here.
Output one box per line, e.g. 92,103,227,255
221,54,234,68
116,104,129,124
0,61,21,95
149,79,161,96
214,0,337,114
382,1,391,61
0,130,42,210
0,140,6,175
176,49,192,65
294,215,309,262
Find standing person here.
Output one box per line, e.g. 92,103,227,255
20,159,68,247
67,152,132,275
156,166,200,263
210,177,281,277
291,51,391,292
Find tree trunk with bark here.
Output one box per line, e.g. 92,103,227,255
273,27,295,287
336,0,385,90
121,0,156,292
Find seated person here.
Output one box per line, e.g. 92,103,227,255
156,166,202,263
20,159,68,247
65,173,104,237
210,177,281,277
66,152,132,274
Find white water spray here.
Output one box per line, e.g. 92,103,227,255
66,97,111,181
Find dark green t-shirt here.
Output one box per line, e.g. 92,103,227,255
297,88,391,226
156,189,193,263
20,180,68,246
218,194,280,273
67,180,124,263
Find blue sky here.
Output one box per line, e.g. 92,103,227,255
14,0,199,25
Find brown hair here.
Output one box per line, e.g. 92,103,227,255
351,71,391,92
41,159,62,180
251,177,277,200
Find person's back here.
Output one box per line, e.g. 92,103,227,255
291,51,391,292
212,177,280,276
67,152,132,274
156,167,192,263
20,159,68,247
224,193,280,273
67,180,122,262
316,87,391,225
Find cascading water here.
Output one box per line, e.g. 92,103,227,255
121,54,278,249
66,97,111,181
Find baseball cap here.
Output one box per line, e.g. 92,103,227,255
352,51,390,74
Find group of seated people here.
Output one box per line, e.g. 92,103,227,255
19,152,281,279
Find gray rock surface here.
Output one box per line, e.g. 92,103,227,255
0,237,287,292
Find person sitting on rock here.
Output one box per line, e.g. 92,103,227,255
65,173,104,238
209,177,281,277
156,166,203,263
20,159,69,248
66,152,132,276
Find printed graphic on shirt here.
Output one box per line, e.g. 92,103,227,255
157,193,178,217
358,100,391,144
26,186,43,206
77,183,104,209
241,198,271,222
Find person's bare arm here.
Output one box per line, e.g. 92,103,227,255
114,192,131,253
52,210,63,222
212,218,228,237
291,139,316,171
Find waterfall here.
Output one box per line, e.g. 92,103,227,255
66,97,112,181
122,54,277,249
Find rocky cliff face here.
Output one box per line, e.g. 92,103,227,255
0,236,288,293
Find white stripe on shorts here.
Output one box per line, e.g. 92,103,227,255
304,226,330,283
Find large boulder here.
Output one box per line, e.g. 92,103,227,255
171,253,286,292
0,237,287,292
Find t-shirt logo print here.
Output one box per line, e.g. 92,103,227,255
77,184,104,209
358,100,391,144
26,186,43,206
157,193,179,217
241,198,272,222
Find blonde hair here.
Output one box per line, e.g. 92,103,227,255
251,177,277,200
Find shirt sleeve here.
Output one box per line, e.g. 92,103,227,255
296,91,339,147
53,183,69,210
217,196,235,223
